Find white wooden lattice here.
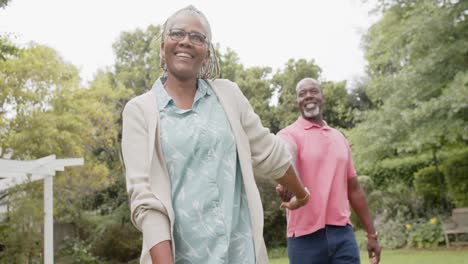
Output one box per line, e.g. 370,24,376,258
0,155,84,264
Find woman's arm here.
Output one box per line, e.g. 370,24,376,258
149,241,173,264
275,165,310,209
234,85,308,208
122,100,172,260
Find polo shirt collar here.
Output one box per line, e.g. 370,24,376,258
296,116,330,130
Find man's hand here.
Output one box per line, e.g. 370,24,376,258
275,184,309,210
367,238,381,264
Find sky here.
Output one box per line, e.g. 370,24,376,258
0,0,378,86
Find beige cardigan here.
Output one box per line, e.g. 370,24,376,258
121,79,291,264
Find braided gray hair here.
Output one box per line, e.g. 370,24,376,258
159,5,220,80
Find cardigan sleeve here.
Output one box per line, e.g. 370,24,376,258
121,100,171,251
233,83,291,180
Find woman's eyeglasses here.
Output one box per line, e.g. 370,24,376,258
167,28,207,46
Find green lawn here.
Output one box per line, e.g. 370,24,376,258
270,248,468,264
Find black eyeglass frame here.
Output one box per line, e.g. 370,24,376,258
167,28,207,46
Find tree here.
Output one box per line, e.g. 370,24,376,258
0,0,17,61
321,81,349,128
0,0,11,8
0,44,80,158
351,0,468,172
271,59,322,132
0,44,133,260
113,25,162,96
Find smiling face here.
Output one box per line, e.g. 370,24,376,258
296,79,323,120
161,14,210,81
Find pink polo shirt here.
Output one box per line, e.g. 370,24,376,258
278,117,356,238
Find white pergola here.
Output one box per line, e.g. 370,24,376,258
0,155,84,264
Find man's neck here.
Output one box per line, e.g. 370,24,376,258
303,115,325,127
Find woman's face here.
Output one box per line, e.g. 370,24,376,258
161,14,210,80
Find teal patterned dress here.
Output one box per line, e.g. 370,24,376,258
153,78,256,264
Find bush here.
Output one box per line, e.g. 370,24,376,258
57,238,99,264
366,154,432,188
443,149,468,207
414,165,445,205
257,177,288,248
406,218,444,248
90,222,141,262
379,218,408,249
350,176,376,230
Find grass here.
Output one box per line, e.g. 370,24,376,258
270,249,468,264
269,230,468,264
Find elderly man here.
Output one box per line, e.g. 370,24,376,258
277,78,381,264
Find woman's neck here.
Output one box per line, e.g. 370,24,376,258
164,75,198,110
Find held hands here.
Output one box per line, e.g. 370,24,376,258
275,184,310,210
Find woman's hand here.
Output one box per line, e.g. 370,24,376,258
276,184,310,210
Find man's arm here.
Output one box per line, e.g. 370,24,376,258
348,177,381,263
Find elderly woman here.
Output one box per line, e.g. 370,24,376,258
121,6,309,264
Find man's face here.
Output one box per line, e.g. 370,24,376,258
296,81,323,119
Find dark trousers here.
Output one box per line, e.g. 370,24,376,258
287,225,360,264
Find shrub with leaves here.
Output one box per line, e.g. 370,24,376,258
57,238,99,264
379,218,408,249
414,165,445,206
406,218,444,248
443,149,468,207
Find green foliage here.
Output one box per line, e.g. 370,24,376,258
256,177,287,248
443,149,468,207
217,47,243,81
0,37,18,61
379,218,408,249
372,183,425,230
414,166,445,206
268,247,287,259
113,25,162,95
359,153,431,187
237,66,275,129
350,176,375,229
272,58,321,132
352,0,468,167
57,238,99,264
90,222,141,262
321,81,349,128
406,218,444,249
0,182,43,263
0,44,133,260
0,0,11,9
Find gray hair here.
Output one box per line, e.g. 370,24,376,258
159,5,220,80
296,78,321,93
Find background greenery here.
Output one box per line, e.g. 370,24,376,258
0,0,467,262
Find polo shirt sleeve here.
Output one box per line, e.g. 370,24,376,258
277,129,299,173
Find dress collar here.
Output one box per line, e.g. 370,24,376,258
151,78,211,111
